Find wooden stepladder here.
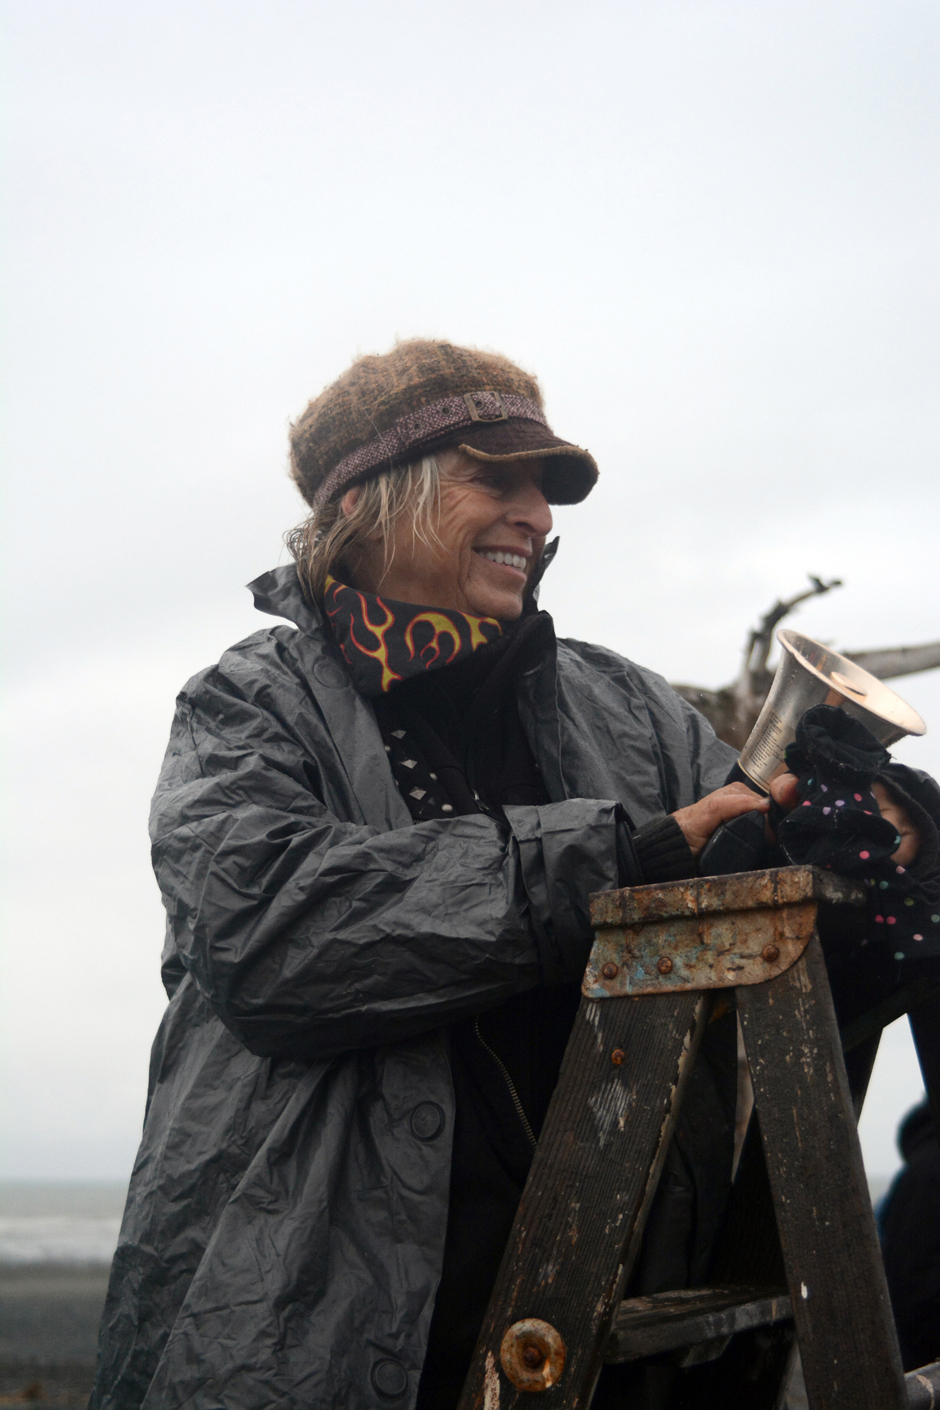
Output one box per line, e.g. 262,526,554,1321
456,866,940,1410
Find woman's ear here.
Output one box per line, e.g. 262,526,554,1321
343,484,384,544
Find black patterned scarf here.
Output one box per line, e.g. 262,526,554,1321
323,576,505,697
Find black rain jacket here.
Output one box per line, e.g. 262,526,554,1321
90,565,735,1410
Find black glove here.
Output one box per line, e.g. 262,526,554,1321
778,705,940,963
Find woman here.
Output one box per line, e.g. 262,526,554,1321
90,340,809,1410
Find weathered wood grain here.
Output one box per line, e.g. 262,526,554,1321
738,933,907,1410
605,1284,791,1363
456,989,711,1410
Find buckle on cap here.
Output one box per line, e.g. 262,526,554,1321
464,390,508,423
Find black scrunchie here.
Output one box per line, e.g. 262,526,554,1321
777,705,940,961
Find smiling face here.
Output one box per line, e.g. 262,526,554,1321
344,449,553,620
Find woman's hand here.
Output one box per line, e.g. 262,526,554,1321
672,771,921,866
768,772,800,812
671,782,770,858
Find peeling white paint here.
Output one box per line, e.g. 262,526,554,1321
616,1091,637,1133
484,1350,500,1409
588,1079,632,1149
566,1200,580,1247
585,1000,606,1055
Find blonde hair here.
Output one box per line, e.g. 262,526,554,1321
286,455,443,601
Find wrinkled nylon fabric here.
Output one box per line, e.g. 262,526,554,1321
90,564,735,1410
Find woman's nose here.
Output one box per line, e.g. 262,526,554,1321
508,481,553,537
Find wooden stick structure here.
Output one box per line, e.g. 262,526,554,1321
457,866,940,1410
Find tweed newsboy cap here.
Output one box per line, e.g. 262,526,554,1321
289,339,599,514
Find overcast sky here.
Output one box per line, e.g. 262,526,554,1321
2,0,938,1181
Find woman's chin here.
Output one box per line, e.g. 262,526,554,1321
460,563,530,621
464,592,524,622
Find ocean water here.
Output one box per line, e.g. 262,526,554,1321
0,1182,126,1264
0,1175,891,1267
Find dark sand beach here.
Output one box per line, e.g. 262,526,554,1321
0,1261,109,1407
0,1179,886,1407
0,1182,121,1409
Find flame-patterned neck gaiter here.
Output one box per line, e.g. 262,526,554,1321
323,576,504,696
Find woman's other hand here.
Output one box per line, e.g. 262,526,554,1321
767,772,920,864
871,782,922,865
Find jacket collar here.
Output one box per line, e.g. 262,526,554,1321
247,565,411,830
248,564,324,634
245,552,665,831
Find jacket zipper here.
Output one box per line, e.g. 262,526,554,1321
474,1017,538,1150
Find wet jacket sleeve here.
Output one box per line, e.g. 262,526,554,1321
149,667,620,1061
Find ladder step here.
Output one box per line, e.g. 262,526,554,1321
907,1359,940,1409
605,1284,792,1364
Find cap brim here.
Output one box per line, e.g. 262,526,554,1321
453,420,598,505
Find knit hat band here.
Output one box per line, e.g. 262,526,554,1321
310,389,548,513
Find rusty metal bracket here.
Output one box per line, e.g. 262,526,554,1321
584,866,864,999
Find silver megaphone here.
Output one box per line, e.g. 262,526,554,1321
737,628,927,793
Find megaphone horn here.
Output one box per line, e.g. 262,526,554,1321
737,629,927,794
